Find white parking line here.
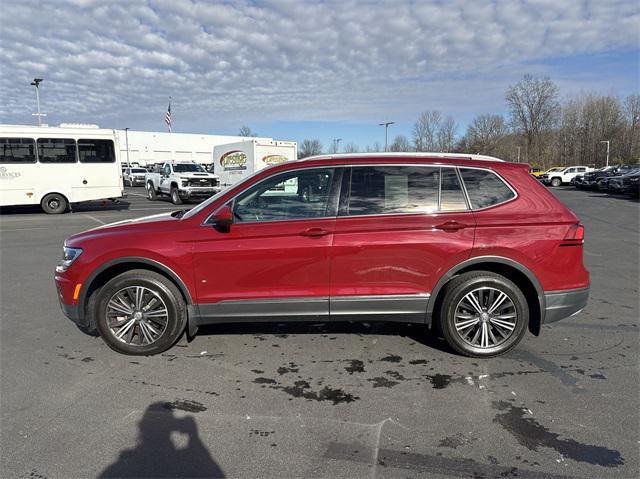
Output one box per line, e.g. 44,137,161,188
83,214,106,225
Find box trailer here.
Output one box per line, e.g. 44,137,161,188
213,139,297,188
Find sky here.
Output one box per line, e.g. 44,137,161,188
0,0,638,150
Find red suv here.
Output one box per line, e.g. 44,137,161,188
55,154,589,357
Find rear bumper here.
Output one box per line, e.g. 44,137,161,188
543,287,589,324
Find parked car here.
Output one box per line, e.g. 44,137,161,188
626,173,640,198
540,166,593,187
535,166,563,180
55,153,589,358
145,161,221,204
123,167,148,187
529,167,543,177
605,169,640,194
576,166,619,190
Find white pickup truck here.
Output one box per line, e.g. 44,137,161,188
540,166,593,187
145,161,220,204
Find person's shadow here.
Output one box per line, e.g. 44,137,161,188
100,402,224,478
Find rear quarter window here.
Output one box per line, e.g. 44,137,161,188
460,168,515,209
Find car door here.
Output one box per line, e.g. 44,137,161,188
329,165,475,322
193,167,340,321
159,164,172,192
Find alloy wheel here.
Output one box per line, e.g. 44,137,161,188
106,286,169,346
453,286,517,349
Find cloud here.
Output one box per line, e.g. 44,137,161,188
0,0,637,131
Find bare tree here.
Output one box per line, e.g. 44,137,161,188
464,114,508,154
505,74,560,162
624,94,640,161
412,110,442,151
298,139,323,159
437,116,457,152
389,134,411,152
238,125,257,137
343,142,359,153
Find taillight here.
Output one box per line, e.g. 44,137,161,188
561,224,584,246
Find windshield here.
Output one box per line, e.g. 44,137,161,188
132,168,146,173
174,163,205,173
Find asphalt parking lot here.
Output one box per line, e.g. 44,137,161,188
1,186,638,479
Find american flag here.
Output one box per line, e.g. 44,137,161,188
165,101,172,132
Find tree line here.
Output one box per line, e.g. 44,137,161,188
295,74,639,168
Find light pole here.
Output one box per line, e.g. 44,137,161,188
124,128,131,165
516,146,521,163
30,78,46,126
332,138,342,153
600,140,610,167
379,121,394,152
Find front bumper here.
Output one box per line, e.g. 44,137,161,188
543,287,589,324
180,187,220,199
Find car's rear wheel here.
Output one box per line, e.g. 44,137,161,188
439,271,528,357
551,177,562,187
171,187,183,205
147,182,157,200
94,269,187,355
41,193,68,214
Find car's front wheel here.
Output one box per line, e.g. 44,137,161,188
439,271,528,357
551,177,562,187
171,187,183,205
147,182,157,200
94,269,187,355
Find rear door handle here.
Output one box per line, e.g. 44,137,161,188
435,221,468,232
300,228,330,237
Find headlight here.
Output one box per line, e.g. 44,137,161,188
56,246,83,273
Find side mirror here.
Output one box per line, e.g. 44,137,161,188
210,205,233,232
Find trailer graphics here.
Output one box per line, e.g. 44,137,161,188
220,150,247,171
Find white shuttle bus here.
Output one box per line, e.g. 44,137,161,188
0,124,124,213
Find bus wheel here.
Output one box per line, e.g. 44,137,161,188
41,193,68,214
147,183,157,201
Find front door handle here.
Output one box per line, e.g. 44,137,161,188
300,228,330,237
435,221,468,232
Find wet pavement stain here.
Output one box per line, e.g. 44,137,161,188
385,370,406,381
424,373,455,389
368,377,400,388
438,433,478,449
277,363,299,375
380,354,403,363
492,400,624,467
253,377,277,384
344,359,365,374
409,359,429,365
279,380,359,404
162,399,207,413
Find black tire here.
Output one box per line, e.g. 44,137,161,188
438,271,528,358
171,186,183,205
550,177,562,187
41,193,68,214
94,269,187,355
147,182,157,200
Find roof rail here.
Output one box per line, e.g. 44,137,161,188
300,152,505,162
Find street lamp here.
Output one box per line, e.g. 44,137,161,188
332,138,342,153
379,121,394,152
600,140,610,167
30,78,46,126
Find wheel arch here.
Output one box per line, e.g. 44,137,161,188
428,256,545,336
79,257,196,333
39,191,70,205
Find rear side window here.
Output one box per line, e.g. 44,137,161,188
37,138,77,163
347,165,468,216
78,139,115,163
460,169,515,209
0,138,37,163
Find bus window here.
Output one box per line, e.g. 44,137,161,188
0,138,37,163
78,139,115,163
37,138,77,163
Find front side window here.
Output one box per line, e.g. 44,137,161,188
233,168,334,222
347,165,465,216
78,139,115,163
0,138,36,163
174,163,205,173
37,138,76,163
459,168,515,209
